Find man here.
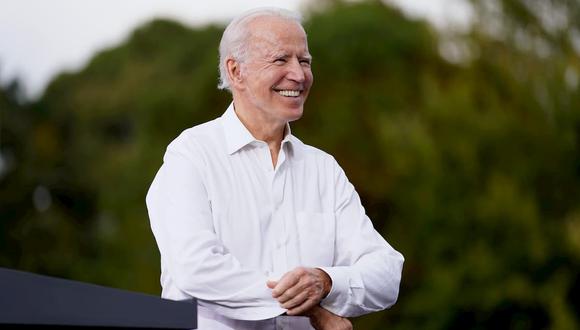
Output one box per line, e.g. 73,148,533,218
146,7,404,330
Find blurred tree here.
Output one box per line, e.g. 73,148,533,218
1,0,578,329
29,20,230,290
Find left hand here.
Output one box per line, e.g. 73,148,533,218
267,267,332,316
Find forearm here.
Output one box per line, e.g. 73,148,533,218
319,248,404,317
329,162,405,316
156,231,286,320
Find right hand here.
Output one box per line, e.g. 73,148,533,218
306,306,352,330
267,267,331,316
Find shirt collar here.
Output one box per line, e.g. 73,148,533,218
221,103,295,155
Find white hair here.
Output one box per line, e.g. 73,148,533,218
217,7,303,91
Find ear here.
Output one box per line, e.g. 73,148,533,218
226,58,244,90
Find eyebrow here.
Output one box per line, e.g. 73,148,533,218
268,52,313,61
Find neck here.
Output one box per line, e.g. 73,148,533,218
232,100,287,168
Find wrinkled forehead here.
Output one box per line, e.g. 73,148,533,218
245,17,310,57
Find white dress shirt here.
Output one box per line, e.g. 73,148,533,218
146,104,404,330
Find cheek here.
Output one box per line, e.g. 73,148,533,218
305,70,314,87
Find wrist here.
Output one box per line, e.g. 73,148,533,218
305,305,323,318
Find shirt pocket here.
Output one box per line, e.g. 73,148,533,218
296,211,336,267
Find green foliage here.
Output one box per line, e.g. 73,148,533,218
1,0,579,328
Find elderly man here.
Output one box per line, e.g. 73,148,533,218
146,7,404,330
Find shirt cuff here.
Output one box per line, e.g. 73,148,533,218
317,266,360,315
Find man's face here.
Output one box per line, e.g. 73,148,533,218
235,17,313,124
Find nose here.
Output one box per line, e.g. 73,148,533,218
286,57,306,83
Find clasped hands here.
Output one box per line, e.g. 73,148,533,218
267,267,352,330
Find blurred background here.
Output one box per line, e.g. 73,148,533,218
1,0,579,328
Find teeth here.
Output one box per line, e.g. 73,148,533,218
277,90,300,97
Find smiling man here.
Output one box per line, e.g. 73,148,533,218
146,8,404,330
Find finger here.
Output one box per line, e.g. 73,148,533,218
286,297,317,316
278,270,324,304
272,269,301,297
266,280,277,289
280,289,308,309
276,281,305,303
277,273,316,303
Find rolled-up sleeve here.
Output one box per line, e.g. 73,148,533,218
319,161,404,317
146,138,284,321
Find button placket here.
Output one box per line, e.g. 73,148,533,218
260,142,274,173
272,165,290,272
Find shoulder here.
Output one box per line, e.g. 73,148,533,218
165,117,224,163
290,136,340,172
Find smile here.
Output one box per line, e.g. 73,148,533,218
275,89,301,97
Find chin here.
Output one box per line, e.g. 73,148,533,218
285,107,304,122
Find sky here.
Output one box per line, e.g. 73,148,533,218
0,0,472,100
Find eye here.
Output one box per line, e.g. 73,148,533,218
300,59,311,67
274,58,287,64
